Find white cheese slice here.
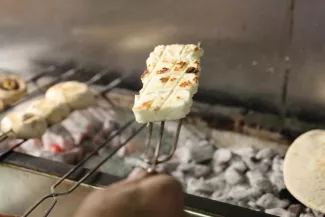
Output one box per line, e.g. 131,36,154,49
133,44,204,123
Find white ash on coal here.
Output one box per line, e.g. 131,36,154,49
150,132,320,217
1,83,321,217
175,140,214,164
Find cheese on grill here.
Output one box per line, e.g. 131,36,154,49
132,44,204,123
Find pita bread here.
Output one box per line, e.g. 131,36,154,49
283,129,325,214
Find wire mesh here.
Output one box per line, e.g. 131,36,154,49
0,68,122,158
0,67,146,217
0,66,308,217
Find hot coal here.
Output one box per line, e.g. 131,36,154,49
1,86,319,217
157,136,319,217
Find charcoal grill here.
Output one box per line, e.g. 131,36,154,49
0,64,323,217
1,0,325,215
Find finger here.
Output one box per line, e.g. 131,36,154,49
127,167,149,181
0,213,19,217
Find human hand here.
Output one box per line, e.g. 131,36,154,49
0,212,19,217
74,168,186,217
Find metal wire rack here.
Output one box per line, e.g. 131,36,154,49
0,67,147,217
0,66,315,217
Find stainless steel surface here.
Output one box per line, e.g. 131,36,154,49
0,164,217,217
0,0,292,112
0,0,289,72
0,0,325,120
0,163,217,217
0,163,93,217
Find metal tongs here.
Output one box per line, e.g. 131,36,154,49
141,119,183,172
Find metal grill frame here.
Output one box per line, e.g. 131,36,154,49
0,67,147,217
0,66,309,217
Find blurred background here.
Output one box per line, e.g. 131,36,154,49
0,0,323,120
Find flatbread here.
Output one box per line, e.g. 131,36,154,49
283,129,325,214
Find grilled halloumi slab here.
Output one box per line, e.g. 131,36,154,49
27,98,71,125
45,81,96,110
132,44,204,123
0,111,48,139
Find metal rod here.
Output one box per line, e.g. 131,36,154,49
100,75,128,94
85,70,108,85
51,119,135,191
159,119,183,162
0,71,125,161
0,135,8,143
22,124,146,217
1,67,141,217
0,139,26,160
144,123,153,156
59,124,145,195
33,69,76,94
141,119,183,165
149,121,165,172
25,70,54,83
5,69,77,111
22,194,57,217
43,199,57,217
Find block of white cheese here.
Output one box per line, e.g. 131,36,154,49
27,98,71,125
132,44,204,123
0,111,48,139
45,81,96,110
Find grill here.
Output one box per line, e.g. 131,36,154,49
0,63,324,217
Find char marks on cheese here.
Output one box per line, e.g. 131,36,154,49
133,44,204,123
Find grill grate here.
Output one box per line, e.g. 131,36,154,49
0,66,320,217
0,68,146,217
